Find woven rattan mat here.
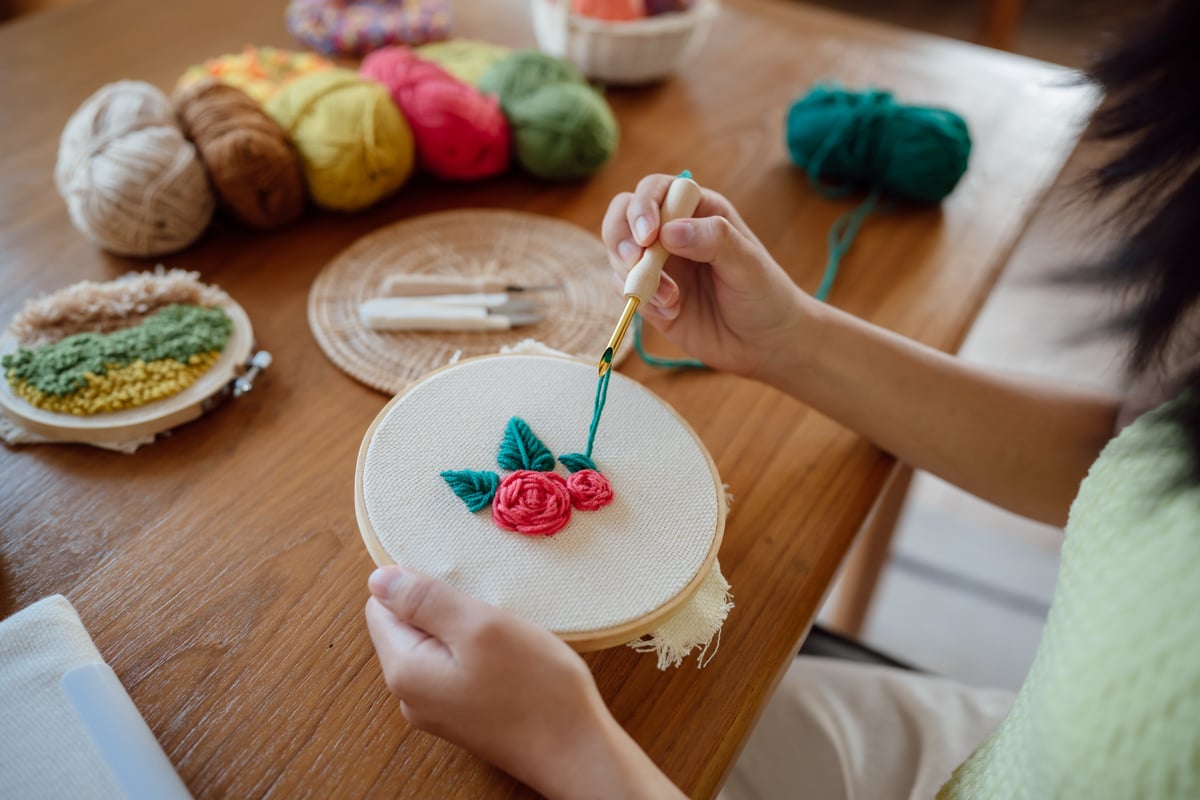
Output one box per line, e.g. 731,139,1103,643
308,209,627,395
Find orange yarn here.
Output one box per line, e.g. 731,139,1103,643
174,80,306,230
572,0,646,20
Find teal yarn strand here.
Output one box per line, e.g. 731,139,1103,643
585,353,613,459
815,189,880,302
632,313,706,370
786,85,971,299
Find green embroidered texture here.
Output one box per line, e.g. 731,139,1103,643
2,304,233,396
440,470,501,511
497,417,557,472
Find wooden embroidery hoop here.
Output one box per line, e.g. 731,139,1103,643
0,300,255,447
355,353,726,652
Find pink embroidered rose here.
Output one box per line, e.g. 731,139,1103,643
566,469,614,511
492,470,572,536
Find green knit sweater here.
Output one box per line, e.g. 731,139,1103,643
940,399,1200,798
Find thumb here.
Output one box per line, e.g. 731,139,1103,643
368,566,476,643
659,216,760,278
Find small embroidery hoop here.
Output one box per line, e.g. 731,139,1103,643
0,300,256,447
355,353,726,652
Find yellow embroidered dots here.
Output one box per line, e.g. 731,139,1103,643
9,351,220,415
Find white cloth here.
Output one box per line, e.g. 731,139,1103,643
0,595,190,799
719,657,1013,800
0,408,151,452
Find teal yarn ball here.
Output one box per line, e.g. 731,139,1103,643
507,82,619,180
785,85,970,203
478,50,586,111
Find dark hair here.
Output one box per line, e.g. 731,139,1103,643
1080,0,1200,480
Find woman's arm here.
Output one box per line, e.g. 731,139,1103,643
607,175,1122,526
770,299,1120,526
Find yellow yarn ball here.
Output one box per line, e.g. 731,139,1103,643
416,39,512,86
266,68,415,211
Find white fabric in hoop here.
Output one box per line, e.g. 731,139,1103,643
361,354,722,637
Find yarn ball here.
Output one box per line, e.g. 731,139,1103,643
266,68,415,211
177,46,333,105
786,85,971,204
478,50,586,112
416,39,512,85
572,0,646,21
507,82,619,180
286,0,454,57
360,46,510,180
174,80,305,229
55,80,214,257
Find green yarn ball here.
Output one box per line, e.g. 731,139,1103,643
785,85,970,204
507,82,619,180
478,50,586,111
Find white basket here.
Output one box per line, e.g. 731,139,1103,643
531,0,719,85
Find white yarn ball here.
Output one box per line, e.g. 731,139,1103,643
55,80,215,257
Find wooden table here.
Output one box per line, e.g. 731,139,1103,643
0,1,1092,796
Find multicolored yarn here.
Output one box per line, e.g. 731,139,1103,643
2,304,232,416
360,46,510,180
286,0,454,57
176,46,333,105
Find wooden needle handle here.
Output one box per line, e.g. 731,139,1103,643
623,176,703,303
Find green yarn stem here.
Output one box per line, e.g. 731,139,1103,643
585,353,613,459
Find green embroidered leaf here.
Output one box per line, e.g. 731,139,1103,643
558,453,597,473
497,417,556,472
440,470,500,512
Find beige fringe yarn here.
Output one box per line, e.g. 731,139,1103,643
55,80,214,257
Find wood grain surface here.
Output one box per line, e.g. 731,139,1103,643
0,1,1093,797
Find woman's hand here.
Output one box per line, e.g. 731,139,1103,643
602,173,811,379
364,566,685,800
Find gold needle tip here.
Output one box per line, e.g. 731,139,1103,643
600,298,640,376
597,348,613,376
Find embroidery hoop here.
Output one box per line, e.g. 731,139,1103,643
0,299,255,447
355,352,726,652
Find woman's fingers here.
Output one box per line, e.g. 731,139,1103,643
626,174,675,246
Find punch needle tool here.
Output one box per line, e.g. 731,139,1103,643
599,170,702,375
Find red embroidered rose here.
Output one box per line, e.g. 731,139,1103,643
492,470,572,536
566,469,614,511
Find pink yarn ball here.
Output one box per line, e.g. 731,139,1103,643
361,46,511,181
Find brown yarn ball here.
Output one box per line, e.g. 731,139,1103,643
174,80,306,229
